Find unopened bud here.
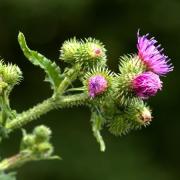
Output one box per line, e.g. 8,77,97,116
140,107,152,123
60,38,81,63
37,142,53,156
33,125,52,143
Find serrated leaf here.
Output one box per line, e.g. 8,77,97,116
91,111,106,152
18,32,62,91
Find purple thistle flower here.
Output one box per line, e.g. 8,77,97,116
88,75,108,98
132,72,162,99
137,31,173,75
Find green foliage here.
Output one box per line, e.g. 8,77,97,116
0,172,16,180
91,110,106,152
18,32,62,92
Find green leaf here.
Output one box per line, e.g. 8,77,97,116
0,171,16,180
18,32,62,91
91,111,106,152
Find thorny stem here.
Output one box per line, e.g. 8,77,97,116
5,66,83,133
0,154,32,171
6,93,88,133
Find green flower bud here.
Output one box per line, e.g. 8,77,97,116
119,54,146,74
113,55,147,106
126,99,152,126
33,125,52,143
37,142,54,157
60,37,81,63
21,135,35,150
83,66,114,103
108,99,152,136
75,38,107,68
108,114,131,136
0,61,22,86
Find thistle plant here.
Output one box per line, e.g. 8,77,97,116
0,30,173,179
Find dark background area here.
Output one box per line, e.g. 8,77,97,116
0,0,179,179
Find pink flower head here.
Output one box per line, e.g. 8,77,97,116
137,31,173,76
132,72,162,99
88,75,108,98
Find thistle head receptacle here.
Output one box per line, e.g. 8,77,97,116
59,37,81,63
0,61,22,87
74,38,107,69
108,99,152,136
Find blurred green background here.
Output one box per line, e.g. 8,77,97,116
0,0,179,179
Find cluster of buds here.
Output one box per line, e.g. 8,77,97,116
20,125,54,158
0,125,58,173
60,30,173,149
60,37,107,69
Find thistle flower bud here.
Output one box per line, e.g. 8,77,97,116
36,142,54,156
33,125,52,143
108,115,131,136
132,72,162,99
0,61,22,86
88,75,108,98
75,38,107,68
127,99,152,126
83,67,113,100
119,55,146,75
108,100,152,136
21,135,35,150
115,55,146,105
60,37,81,63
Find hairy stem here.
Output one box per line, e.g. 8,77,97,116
0,154,32,171
6,97,58,131
5,93,88,133
57,65,80,96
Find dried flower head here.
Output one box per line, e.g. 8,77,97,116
137,31,173,75
132,71,162,99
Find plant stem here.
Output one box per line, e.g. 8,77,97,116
5,93,88,133
57,65,80,96
5,97,58,132
0,154,32,171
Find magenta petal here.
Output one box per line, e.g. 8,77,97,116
137,31,173,75
88,75,108,98
132,72,162,99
